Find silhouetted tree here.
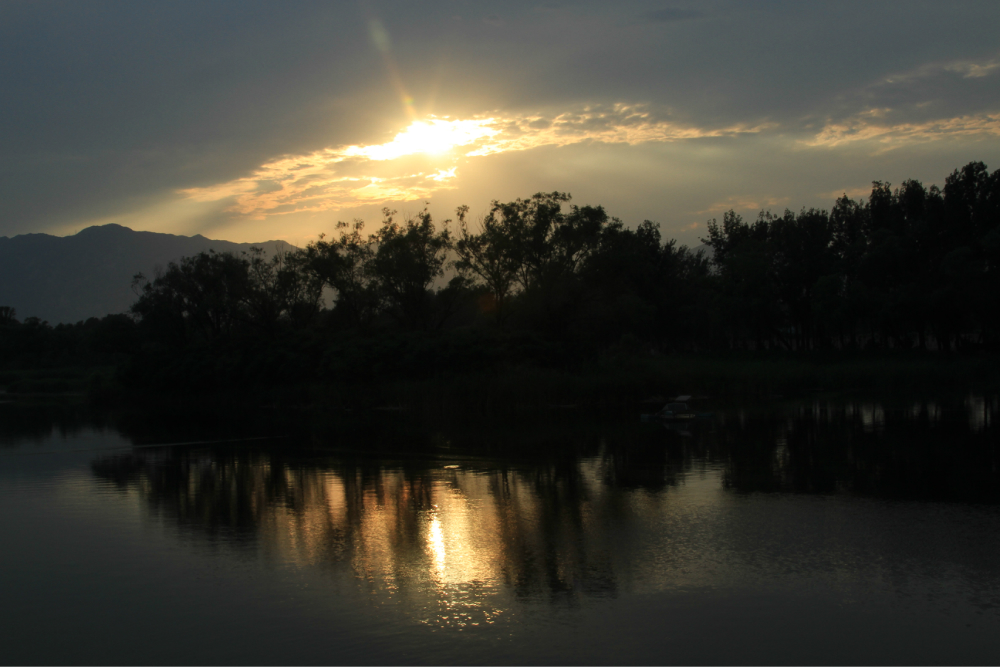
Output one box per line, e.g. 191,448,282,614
16,160,1000,394
454,205,521,327
300,220,381,328
0,306,16,326
369,207,452,330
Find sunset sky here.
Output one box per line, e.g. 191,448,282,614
2,0,999,248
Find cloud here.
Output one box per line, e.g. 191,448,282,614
819,187,872,201
699,195,791,216
180,104,773,219
5,1,1000,240
945,58,1000,79
343,119,498,161
805,110,1000,149
465,105,772,157
881,53,1000,84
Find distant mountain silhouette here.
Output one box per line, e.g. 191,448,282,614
0,224,298,323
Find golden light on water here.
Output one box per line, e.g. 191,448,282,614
87,449,737,633
234,466,543,629
428,514,447,574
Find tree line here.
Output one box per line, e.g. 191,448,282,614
1,161,998,389
705,161,1000,351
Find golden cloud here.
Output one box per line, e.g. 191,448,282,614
179,105,771,219
465,105,771,157
805,111,1000,149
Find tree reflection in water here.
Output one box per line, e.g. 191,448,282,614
719,396,1000,502
0,400,114,447
88,394,999,622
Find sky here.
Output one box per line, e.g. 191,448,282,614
2,0,999,248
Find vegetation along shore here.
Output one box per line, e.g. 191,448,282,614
2,162,999,410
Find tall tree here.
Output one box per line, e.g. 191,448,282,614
369,207,453,330
131,251,250,345
300,220,381,328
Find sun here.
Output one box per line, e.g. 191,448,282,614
344,118,498,161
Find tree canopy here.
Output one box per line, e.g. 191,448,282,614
4,161,999,391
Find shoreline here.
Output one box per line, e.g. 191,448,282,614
3,351,999,413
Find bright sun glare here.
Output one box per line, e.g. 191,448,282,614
344,118,498,161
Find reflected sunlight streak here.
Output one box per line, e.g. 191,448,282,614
429,514,447,574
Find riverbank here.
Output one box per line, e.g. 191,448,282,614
350,351,1000,415
4,352,998,415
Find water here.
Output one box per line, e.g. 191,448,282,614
1,395,999,664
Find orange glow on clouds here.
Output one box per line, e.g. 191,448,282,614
178,105,772,219
178,100,1000,222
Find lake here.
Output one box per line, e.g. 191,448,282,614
1,393,999,665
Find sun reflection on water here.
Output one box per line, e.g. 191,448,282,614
428,514,446,574
75,396,1000,639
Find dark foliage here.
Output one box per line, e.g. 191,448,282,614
2,162,998,395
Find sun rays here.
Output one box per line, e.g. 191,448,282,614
176,94,1000,225
177,105,771,219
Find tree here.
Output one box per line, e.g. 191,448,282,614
703,211,782,349
453,204,522,327
301,208,454,330
242,246,323,337
131,251,250,345
769,208,835,349
300,220,381,328
369,207,453,330
0,306,16,326
454,192,612,331
491,192,571,292
130,247,320,344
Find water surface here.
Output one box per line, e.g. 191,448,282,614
1,395,999,664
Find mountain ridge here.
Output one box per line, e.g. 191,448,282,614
0,224,298,324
